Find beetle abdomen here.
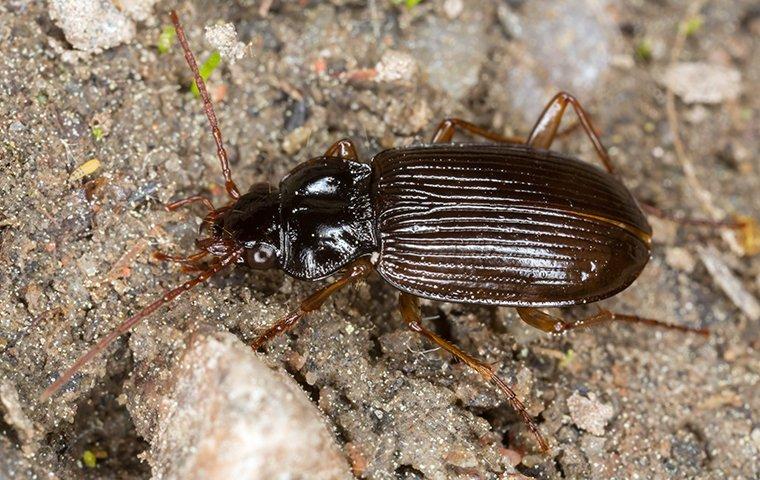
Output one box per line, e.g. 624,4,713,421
372,144,651,307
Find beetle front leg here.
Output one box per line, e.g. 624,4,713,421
430,118,526,144
165,195,216,212
250,259,373,350
515,307,709,337
398,293,549,452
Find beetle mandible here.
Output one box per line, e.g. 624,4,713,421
43,11,718,452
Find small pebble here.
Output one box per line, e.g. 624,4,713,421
8,121,26,133
48,0,137,53
505,0,618,120
443,0,464,19
665,247,696,273
751,428,760,452
661,62,742,104
282,126,312,155
375,50,418,84
567,391,614,436
205,23,246,64
408,14,488,100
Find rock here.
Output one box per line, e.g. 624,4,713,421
205,23,246,65
0,381,39,455
665,247,696,273
661,62,742,104
48,0,141,53
751,428,760,452
505,0,619,120
128,330,352,480
375,50,418,85
8,121,26,134
118,0,158,23
496,3,522,39
408,7,489,100
281,126,312,155
567,391,614,436
443,0,464,20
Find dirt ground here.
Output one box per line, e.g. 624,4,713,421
1,0,758,479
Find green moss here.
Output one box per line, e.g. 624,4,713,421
91,125,104,141
157,26,176,54
392,0,423,9
681,15,703,37
559,349,575,369
190,51,222,98
634,39,653,63
82,450,97,468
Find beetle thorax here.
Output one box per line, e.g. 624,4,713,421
277,156,377,280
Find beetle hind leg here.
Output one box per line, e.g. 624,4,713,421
516,307,709,337
398,293,549,452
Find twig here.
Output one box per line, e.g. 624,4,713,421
664,0,743,255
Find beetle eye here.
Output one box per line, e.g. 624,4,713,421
245,244,277,269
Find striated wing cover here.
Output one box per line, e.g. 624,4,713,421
372,144,651,307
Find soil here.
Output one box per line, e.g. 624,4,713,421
1,0,758,479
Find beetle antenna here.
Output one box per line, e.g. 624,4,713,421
170,10,241,200
40,249,244,401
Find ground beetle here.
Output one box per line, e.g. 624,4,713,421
43,11,720,452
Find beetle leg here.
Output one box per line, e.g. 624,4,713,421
250,259,373,350
165,195,216,212
152,250,211,275
398,293,549,452
515,307,709,337
324,138,359,160
527,91,615,174
431,118,526,144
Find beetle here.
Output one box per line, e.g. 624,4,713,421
42,11,718,452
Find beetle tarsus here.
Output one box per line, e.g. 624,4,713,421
516,307,709,337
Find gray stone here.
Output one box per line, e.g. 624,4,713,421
408,12,489,100
505,0,618,120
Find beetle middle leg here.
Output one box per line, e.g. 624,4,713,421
398,292,549,452
526,91,615,174
250,259,374,350
516,307,709,337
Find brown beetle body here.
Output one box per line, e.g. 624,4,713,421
373,143,651,307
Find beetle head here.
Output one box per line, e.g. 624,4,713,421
199,183,282,269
